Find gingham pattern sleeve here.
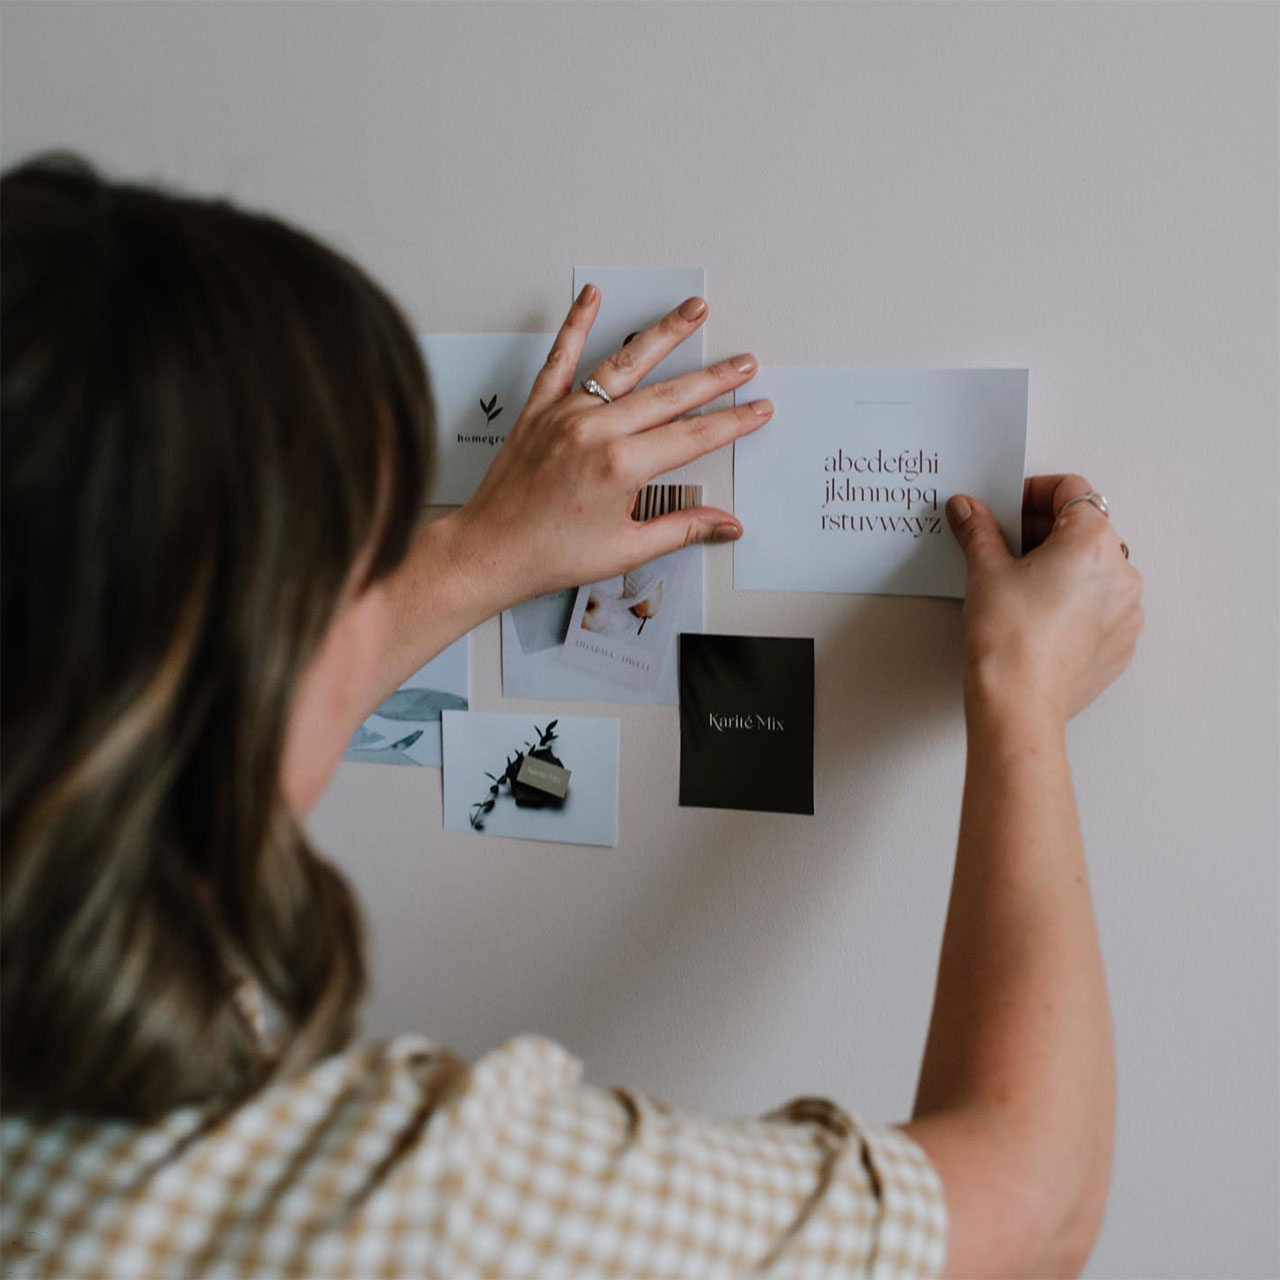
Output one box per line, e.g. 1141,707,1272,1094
436,1036,946,1278
1,1033,946,1279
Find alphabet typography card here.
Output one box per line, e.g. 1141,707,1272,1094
733,368,1028,597
442,710,620,847
420,333,556,504
678,634,814,816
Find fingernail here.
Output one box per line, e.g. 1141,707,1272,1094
734,353,757,374
946,495,972,529
679,296,707,320
752,398,772,416
710,523,742,543
577,283,596,305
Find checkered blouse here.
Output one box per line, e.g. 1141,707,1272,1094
1,1033,946,1278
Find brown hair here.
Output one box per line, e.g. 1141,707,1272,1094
1,155,432,1119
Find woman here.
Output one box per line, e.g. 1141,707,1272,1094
1,156,1142,1279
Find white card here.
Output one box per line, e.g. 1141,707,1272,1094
572,267,706,394
420,332,555,504
558,547,694,693
734,368,1028,598
442,710,620,847
501,546,703,705
343,635,469,767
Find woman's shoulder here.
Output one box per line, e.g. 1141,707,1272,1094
0,1032,570,1279
1,1033,946,1280
0,1030,571,1167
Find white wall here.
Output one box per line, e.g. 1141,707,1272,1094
3,3,1276,1275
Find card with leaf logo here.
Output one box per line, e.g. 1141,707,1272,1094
442,710,620,847
419,332,556,504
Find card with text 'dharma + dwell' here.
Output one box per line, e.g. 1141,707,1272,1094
733,367,1028,598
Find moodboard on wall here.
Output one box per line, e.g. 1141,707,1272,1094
368,273,1029,833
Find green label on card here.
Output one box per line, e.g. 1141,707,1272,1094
515,754,571,799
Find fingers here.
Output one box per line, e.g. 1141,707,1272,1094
625,397,773,476
1023,511,1057,552
1041,475,1130,565
945,494,1013,569
1025,473,1125,556
601,353,760,433
1023,473,1091,518
1012,489,1122,552
579,295,710,401
628,505,744,563
525,284,601,408
1036,479,1134,575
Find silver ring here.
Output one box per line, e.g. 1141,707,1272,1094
1060,489,1110,519
580,378,612,404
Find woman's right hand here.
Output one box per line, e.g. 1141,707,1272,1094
447,286,770,608
947,476,1144,725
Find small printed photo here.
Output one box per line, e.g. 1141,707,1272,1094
343,635,469,768
558,548,691,689
442,710,620,847
508,589,576,655
501,485,705,706
576,562,670,644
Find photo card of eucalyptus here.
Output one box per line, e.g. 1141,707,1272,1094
442,710,620,847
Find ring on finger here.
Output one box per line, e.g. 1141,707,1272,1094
1060,489,1110,518
580,377,612,404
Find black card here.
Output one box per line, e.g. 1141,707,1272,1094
678,634,814,815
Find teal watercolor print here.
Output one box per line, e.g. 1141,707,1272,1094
342,635,469,768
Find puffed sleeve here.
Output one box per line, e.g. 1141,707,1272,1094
436,1035,947,1279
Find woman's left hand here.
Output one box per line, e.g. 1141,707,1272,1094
445,285,772,609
